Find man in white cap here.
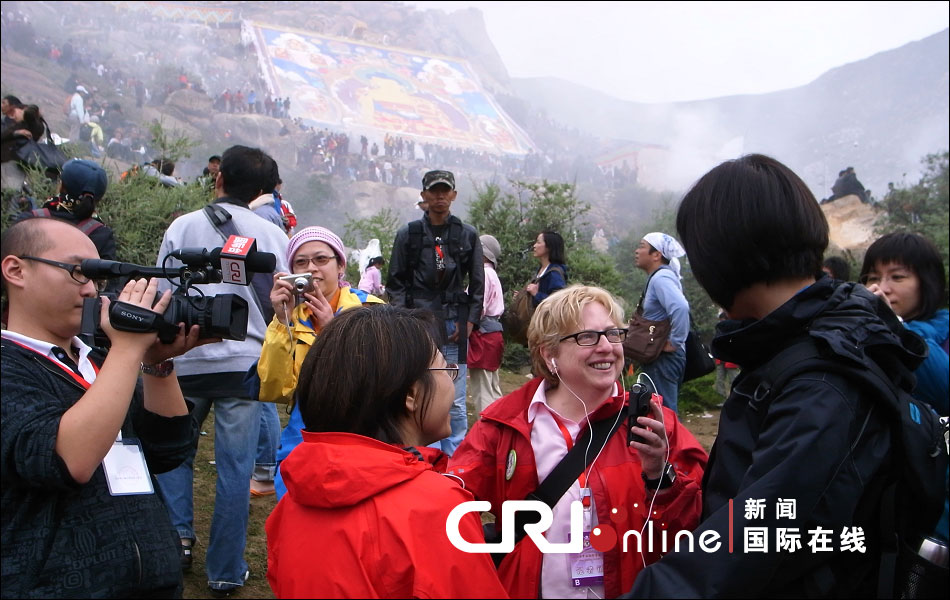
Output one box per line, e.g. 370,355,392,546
633,232,690,412
67,85,88,141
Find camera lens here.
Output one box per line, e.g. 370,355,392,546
293,277,308,292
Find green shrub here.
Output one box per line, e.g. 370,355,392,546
677,372,722,415
501,341,532,371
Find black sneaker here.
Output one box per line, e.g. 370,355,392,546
208,570,250,597
180,538,194,571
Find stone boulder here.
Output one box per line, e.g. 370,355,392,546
821,194,880,253
165,89,214,118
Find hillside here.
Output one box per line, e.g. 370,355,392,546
511,29,950,197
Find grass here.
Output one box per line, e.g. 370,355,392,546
182,368,722,598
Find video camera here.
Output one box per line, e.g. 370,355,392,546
79,235,276,348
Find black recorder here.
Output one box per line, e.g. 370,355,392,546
78,243,276,348
628,383,653,445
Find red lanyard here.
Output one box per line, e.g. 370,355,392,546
550,413,592,508
5,339,99,390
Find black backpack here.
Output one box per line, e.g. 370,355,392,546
79,123,93,142
750,337,948,598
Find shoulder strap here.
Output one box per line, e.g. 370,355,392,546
511,405,629,545
76,218,104,236
635,265,670,313
201,204,275,323
31,208,52,218
447,215,464,262
406,219,425,272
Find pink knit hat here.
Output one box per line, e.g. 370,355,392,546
286,227,348,287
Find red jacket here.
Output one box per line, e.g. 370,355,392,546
266,432,507,599
447,378,708,598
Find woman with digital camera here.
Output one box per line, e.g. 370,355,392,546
860,232,948,415
257,226,383,498
265,306,507,598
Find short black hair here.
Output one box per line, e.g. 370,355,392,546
822,255,851,281
1,219,59,292
219,145,279,204
676,154,828,310
296,306,445,445
2,95,23,107
541,231,566,265
859,232,947,321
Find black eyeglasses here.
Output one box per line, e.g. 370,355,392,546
559,328,628,346
19,256,107,291
428,363,460,381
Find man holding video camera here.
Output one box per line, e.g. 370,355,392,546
1,217,201,598
152,145,289,595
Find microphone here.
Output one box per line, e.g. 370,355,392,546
217,235,276,285
80,259,169,279
169,241,277,274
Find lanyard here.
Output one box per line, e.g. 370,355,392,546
550,413,592,508
5,339,99,390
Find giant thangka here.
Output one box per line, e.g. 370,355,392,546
244,21,535,155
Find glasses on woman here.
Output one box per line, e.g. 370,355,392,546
559,328,628,346
18,255,107,291
428,363,460,381
293,255,336,269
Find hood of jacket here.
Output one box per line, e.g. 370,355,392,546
280,431,445,509
711,278,926,376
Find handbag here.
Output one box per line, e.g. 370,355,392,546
15,120,67,171
682,327,716,382
502,289,535,346
502,265,566,346
622,268,672,365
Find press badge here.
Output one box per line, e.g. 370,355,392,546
568,500,604,587
102,439,154,495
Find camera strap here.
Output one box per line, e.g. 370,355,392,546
202,204,275,323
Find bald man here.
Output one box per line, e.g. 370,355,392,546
1,218,201,598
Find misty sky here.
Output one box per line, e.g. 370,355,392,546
408,0,949,103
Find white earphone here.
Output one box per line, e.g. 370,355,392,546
550,358,558,370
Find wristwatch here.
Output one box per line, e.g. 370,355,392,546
642,462,677,490
141,359,175,378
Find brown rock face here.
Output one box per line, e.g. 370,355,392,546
821,195,880,253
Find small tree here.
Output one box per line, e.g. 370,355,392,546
147,119,198,165
874,151,949,277
466,178,624,304
342,208,400,282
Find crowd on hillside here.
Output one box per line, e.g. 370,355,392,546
2,3,645,192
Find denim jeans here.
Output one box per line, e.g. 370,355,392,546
429,319,468,456
253,403,280,482
274,403,305,500
154,396,261,590
641,346,687,413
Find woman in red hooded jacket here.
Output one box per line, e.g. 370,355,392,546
266,306,506,599
448,285,708,598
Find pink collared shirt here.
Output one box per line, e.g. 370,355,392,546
482,263,504,318
528,380,618,599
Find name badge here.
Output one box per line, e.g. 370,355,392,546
569,529,605,587
102,440,154,495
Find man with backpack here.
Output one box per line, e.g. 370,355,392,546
625,154,947,598
387,169,484,456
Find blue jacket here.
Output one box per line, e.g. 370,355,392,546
532,262,567,306
905,308,949,416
